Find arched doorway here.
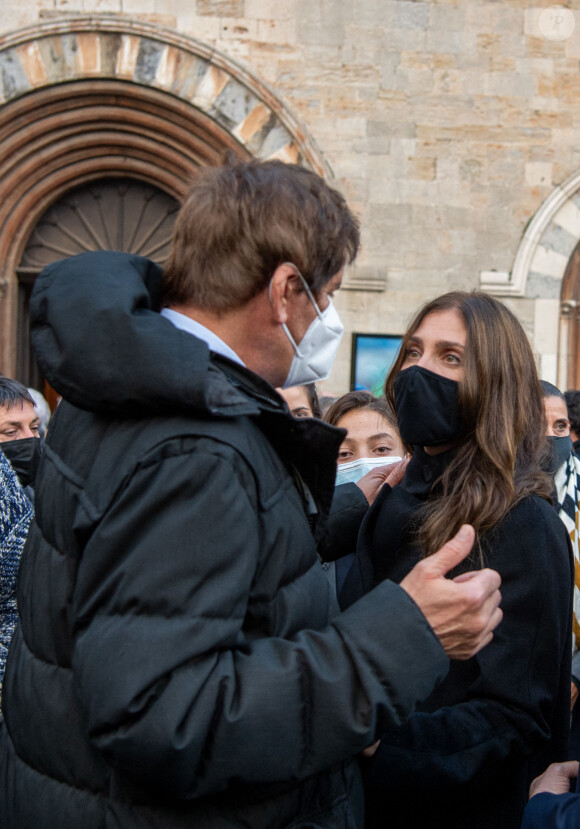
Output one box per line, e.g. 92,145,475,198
16,177,181,403
0,18,329,384
0,77,249,384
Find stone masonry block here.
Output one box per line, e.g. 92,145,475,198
0,49,30,102
395,0,429,31
554,200,580,239
245,0,295,19
219,18,259,40
256,18,297,43
539,222,577,259
197,0,244,16
525,161,553,187
426,28,476,55
121,0,156,11
526,273,562,300
534,298,560,352
530,245,569,280
430,4,466,32
408,156,436,180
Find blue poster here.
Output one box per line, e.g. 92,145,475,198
351,334,402,396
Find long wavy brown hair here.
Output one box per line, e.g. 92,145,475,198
385,291,552,557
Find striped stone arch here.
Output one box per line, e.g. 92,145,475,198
480,169,580,300
480,169,580,386
0,16,329,375
0,16,327,173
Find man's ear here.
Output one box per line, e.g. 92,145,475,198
268,263,299,325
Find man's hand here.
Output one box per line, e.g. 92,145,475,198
355,458,410,505
362,739,381,758
400,524,502,660
529,761,579,798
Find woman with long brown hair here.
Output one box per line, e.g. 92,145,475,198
344,291,573,828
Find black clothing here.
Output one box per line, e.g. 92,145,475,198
347,447,573,829
0,252,450,829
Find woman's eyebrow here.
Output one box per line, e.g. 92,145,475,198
408,335,464,349
439,340,464,348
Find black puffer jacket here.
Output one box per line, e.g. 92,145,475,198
0,252,449,828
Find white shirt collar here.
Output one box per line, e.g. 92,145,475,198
160,308,245,367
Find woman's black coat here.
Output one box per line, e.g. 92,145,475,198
346,447,573,829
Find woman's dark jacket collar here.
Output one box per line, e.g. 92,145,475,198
401,444,458,498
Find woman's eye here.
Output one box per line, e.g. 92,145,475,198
444,353,461,364
373,446,393,455
338,449,352,460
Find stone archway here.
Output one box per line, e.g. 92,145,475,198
0,17,329,378
480,169,580,386
560,240,580,389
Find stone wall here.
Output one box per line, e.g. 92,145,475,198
2,1,580,392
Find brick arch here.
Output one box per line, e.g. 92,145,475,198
0,17,329,375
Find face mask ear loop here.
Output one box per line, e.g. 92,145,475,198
269,270,302,358
280,261,324,321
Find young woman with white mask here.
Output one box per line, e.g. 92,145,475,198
323,391,407,597
325,391,407,486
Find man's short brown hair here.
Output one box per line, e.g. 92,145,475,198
162,159,360,311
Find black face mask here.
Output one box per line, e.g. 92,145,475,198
1,437,42,488
394,365,466,447
547,435,573,477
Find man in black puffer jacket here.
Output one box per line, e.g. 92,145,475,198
0,160,502,828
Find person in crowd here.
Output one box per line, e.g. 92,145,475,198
0,453,32,715
319,392,339,417
277,382,321,418
0,377,41,492
325,390,407,472
523,381,580,829
541,381,580,726
0,377,38,715
342,292,573,829
564,388,580,455
0,160,502,829
520,760,580,827
323,391,407,597
26,387,51,439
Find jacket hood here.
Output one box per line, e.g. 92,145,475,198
30,251,268,419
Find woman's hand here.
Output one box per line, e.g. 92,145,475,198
355,458,410,505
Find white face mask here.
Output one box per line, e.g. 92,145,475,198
280,267,344,389
335,456,402,486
